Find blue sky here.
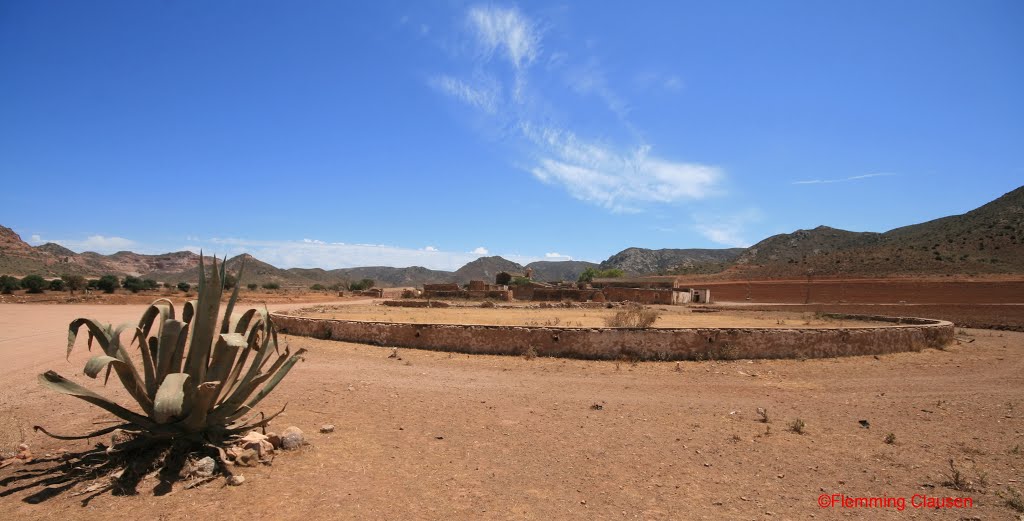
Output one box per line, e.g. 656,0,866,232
2,1,1021,270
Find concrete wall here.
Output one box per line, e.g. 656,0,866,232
272,312,954,361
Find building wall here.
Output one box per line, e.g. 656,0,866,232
272,313,954,361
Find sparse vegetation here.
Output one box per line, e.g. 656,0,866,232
20,274,46,293
349,278,375,291
0,274,20,294
261,282,280,290
61,272,85,292
578,267,625,283
310,283,326,291
999,487,1024,513
604,304,659,328
884,432,896,444
247,283,258,290
789,418,806,434
97,274,120,294
122,275,146,293
177,281,191,292
48,278,66,291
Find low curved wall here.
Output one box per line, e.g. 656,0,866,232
271,312,954,361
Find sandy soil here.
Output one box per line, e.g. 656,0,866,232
291,304,895,329
1,302,1022,519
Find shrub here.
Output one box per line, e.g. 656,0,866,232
261,282,280,290
21,274,47,293
61,274,86,295
510,276,533,286
48,278,66,291
604,304,659,328
246,283,257,290
0,275,21,294
97,275,120,294
122,276,145,293
177,281,191,292
86,278,100,290
36,256,305,484
349,278,375,291
143,278,159,291
223,273,237,290
310,283,325,291
578,268,625,283
789,418,806,435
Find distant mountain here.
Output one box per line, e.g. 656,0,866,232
3,185,1022,284
327,266,456,287
600,247,746,275
525,260,599,282
453,256,524,283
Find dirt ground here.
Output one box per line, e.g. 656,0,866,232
1,301,1022,519
291,303,895,329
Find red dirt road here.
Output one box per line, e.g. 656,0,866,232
1,302,1023,519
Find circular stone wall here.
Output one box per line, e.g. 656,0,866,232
271,312,953,361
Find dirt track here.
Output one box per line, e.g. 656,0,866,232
1,302,1022,519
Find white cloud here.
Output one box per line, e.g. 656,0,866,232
692,209,763,248
303,238,326,244
429,75,501,114
792,172,896,185
544,252,572,260
523,124,722,211
466,5,539,70
423,246,438,252
472,246,489,255
429,6,724,213
28,234,138,254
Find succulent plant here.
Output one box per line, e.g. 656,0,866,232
36,255,306,446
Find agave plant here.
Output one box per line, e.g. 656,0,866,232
36,256,305,448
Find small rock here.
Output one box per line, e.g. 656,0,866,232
266,432,282,449
17,443,29,452
181,456,216,478
320,424,335,434
227,475,246,486
347,385,355,391
281,426,304,450
234,449,259,467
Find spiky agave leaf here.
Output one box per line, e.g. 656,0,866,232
40,254,305,443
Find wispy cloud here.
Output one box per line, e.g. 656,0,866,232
792,172,897,185
471,246,489,255
429,75,501,114
692,209,762,248
544,252,572,260
431,5,722,213
466,5,539,70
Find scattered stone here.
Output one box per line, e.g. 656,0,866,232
266,432,282,449
281,426,305,450
180,456,216,478
234,449,259,467
227,475,246,486
320,424,335,434
858,420,870,429
590,403,604,410
239,431,275,458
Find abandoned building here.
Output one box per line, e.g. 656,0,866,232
422,281,511,301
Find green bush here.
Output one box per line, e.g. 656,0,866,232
246,283,258,290
97,275,119,294
62,274,86,294
578,268,625,283
143,279,159,291
310,283,325,291
261,282,280,290
177,281,191,292
349,278,375,291
122,276,145,293
48,278,66,291
86,279,100,290
21,274,47,294
223,273,237,290
1,275,21,294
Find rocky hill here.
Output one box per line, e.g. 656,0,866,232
525,260,599,282
728,185,1024,278
600,247,745,275
452,256,524,284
